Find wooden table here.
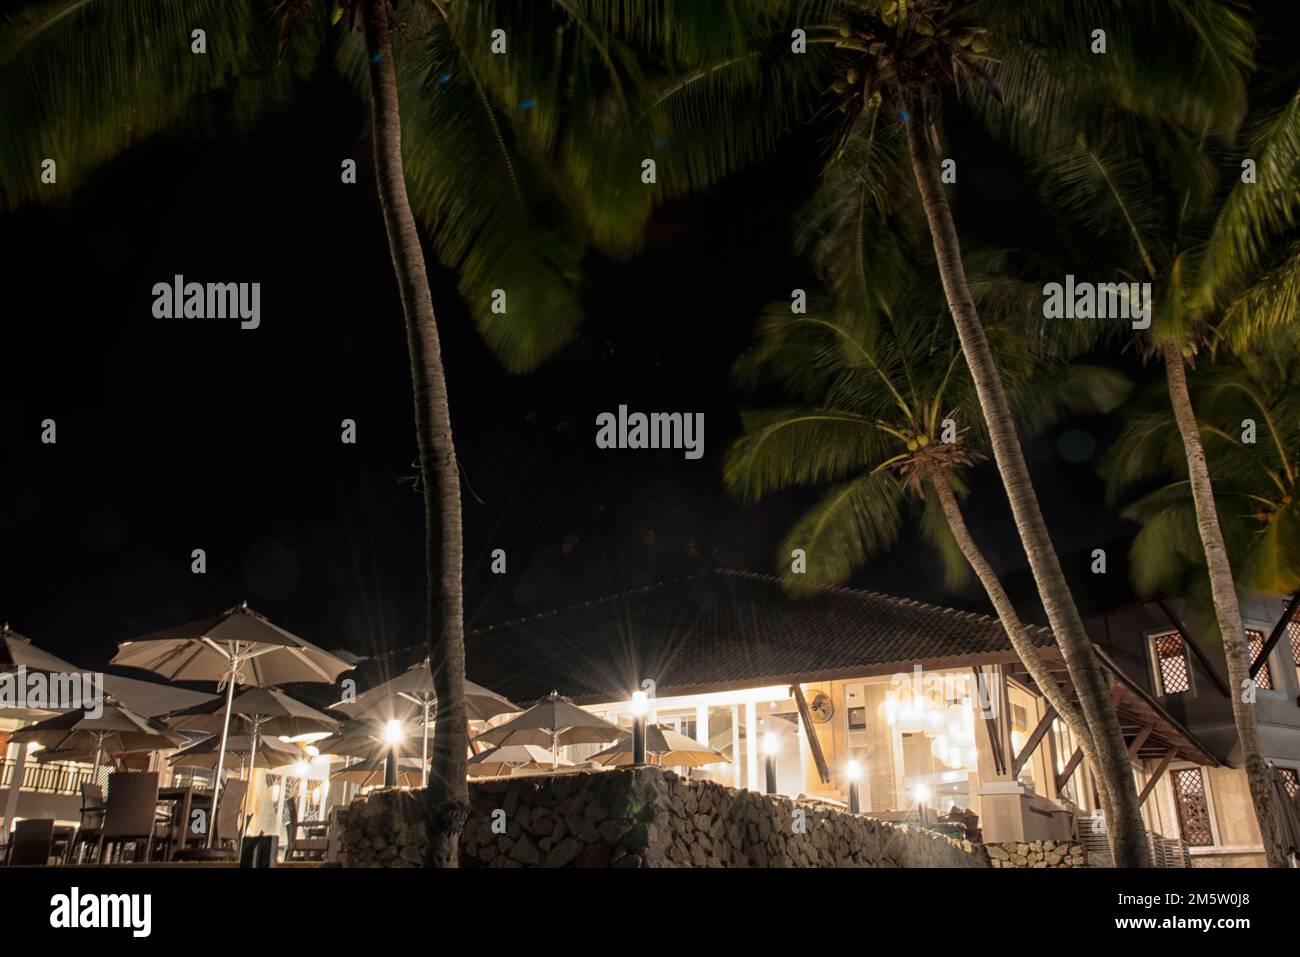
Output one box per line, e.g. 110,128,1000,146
157,786,214,860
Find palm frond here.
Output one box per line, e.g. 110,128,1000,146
975,0,1252,147
1032,134,1164,278
1214,239,1300,354
778,470,906,589
1197,88,1300,313
645,16,825,198
0,0,315,209
919,479,973,590
723,407,891,504
343,6,589,373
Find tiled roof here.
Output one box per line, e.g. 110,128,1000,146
391,570,1056,705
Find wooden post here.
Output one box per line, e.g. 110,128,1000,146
1250,593,1300,679
1010,705,1056,779
1056,747,1084,793
790,684,831,784
1127,723,1155,759
1137,752,1175,807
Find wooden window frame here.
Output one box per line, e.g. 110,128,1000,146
1168,764,1219,848
1147,629,1194,697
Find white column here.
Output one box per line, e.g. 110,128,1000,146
694,704,711,779
275,773,288,842
3,732,30,834
731,706,741,788
745,701,758,791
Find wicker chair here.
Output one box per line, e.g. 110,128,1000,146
212,779,249,850
66,783,106,864
98,772,162,863
285,800,328,862
6,818,56,866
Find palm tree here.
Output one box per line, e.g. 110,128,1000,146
0,0,696,864
724,130,1131,822
656,0,1254,864
728,288,1133,762
1031,80,1300,865
1105,334,1300,603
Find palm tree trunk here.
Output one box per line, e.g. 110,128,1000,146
931,474,1121,832
931,476,1091,742
1159,340,1284,867
363,0,468,868
902,98,1149,866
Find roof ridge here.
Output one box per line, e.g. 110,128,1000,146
465,570,712,639
713,567,1011,631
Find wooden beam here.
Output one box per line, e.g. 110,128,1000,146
1157,599,1231,697
1010,705,1056,779
1251,593,1300,679
1126,723,1155,759
1056,748,1084,793
974,667,1005,776
1137,752,1175,807
790,683,831,784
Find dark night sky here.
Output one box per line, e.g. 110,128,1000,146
4,5,1295,671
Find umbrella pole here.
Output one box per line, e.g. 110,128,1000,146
91,731,104,781
421,700,430,789
238,717,260,856
207,654,239,849
552,728,558,770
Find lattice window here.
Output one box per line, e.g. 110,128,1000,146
1281,768,1299,801
1171,767,1214,847
1246,629,1274,691
1152,632,1191,695
1288,602,1300,682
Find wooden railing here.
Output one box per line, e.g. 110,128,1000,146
0,758,94,795
1077,811,1192,866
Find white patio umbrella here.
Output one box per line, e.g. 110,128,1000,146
0,624,87,721
589,724,730,768
168,733,300,771
98,674,216,719
316,719,428,760
1,623,83,675
1,625,94,831
330,660,517,787
166,686,340,842
111,602,354,848
11,703,188,778
330,756,427,789
474,692,624,767
467,744,571,777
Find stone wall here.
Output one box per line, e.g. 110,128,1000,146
340,767,991,868
985,840,1087,868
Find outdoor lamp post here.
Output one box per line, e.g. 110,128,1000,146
914,783,931,826
383,719,405,788
846,760,862,814
630,691,648,764
762,732,779,794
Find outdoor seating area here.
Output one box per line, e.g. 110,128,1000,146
7,575,1296,870
2,608,736,868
